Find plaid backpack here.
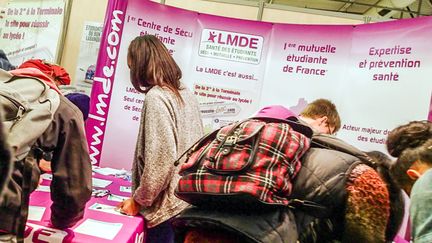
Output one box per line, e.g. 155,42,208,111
175,117,312,208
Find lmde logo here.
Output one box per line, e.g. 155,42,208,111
199,29,264,64
206,30,260,49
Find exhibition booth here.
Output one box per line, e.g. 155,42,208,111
1,0,431,242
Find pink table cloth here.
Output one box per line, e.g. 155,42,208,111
25,172,145,243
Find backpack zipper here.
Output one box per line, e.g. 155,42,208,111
0,93,27,121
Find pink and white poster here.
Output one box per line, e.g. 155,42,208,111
190,14,272,132
338,17,432,151
0,0,65,65
87,0,432,170
260,24,354,114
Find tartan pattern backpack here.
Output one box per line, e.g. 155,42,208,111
175,118,311,207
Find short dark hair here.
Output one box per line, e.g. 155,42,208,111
387,121,432,157
387,121,432,190
127,35,183,103
300,99,341,133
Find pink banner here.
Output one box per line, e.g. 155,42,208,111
191,14,272,131
336,17,432,151
86,0,128,165
260,23,354,110
87,0,432,171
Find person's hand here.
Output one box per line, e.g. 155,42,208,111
117,197,140,216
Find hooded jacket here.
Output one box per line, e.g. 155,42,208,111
293,135,391,243
0,95,92,233
173,206,298,243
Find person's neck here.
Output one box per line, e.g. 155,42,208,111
417,164,432,176
298,116,314,127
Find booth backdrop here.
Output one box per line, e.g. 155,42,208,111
86,0,432,170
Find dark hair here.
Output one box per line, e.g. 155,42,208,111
300,99,341,133
387,120,432,157
387,121,432,190
366,151,405,241
127,35,183,103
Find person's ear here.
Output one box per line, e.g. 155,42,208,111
406,169,422,180
318,116,328,125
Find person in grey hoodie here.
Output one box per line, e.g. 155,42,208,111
117,35,204,243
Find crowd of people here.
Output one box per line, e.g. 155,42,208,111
0,34,431,243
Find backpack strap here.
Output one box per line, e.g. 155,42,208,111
288,199,329,218
174,117,302,167
174,127,221,166
204,119,263,175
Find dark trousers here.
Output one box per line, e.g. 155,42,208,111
146,220,174,243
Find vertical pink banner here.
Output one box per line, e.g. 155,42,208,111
85,0,128,165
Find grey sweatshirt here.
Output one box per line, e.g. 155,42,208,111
132,85,203,228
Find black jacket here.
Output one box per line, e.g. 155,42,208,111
292,147,362,242
173,206,298,243
293,134,396,243
172,134,378,243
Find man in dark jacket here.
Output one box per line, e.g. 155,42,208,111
0,65,92,242
172,100,340,243
292,135,401,243
172,102,402,243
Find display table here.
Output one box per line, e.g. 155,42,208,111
25,171,145,243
